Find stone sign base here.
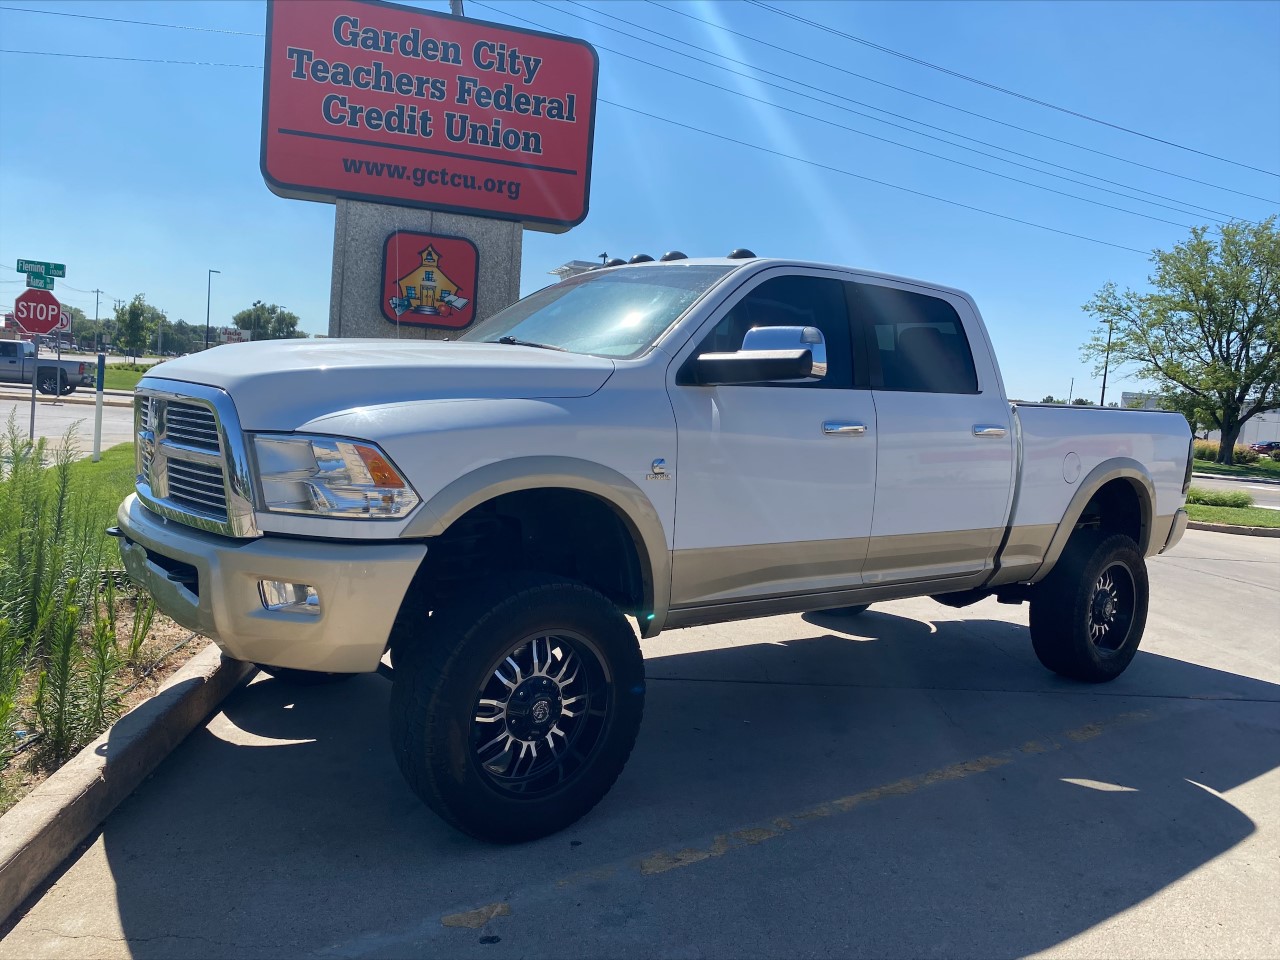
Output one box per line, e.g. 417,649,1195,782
328,199,522,339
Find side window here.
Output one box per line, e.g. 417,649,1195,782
0,343,15,359
696,275,854,388
852,283,979,394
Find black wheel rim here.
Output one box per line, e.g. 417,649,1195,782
470,631,611,799
1088,561,1136,653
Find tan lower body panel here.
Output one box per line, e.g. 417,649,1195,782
669,526,1041,611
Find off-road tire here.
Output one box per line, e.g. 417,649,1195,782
389,572,645,843
1029,532,1148,682
36,369,64,396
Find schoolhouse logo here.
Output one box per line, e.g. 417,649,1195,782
381,231,479,330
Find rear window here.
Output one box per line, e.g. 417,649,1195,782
852,284,979,394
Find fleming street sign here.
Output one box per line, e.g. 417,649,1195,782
25,274,55,290
13,288,64,336
16,259,66,278
261,0,598,232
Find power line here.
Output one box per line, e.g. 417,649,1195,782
0,5,262,37
464,4,1155,252
491,3,1196,228
0,49,260,68
748,0,1280,179
642,0,1279,206
522,0,1233,224
599,98,1150,255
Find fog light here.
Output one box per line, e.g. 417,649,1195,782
259,580,320,614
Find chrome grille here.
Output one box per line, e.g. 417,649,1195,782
166,458,229,516
164,400,220,451
134,384,257,537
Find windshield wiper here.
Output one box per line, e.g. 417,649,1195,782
496,336,566,352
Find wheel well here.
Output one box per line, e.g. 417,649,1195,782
398,487,649,625
1075,478,1146,549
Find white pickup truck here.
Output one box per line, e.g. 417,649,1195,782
116,256,1192,842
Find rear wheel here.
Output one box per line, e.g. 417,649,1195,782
1029,532,1148,682
36,369,64,395
389,572,645,843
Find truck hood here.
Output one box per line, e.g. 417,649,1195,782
143,339,615,430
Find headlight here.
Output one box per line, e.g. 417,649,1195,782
251,434,420,519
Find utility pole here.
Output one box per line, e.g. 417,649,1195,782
1067,377,1075,404
450,0,464,15
205,268,220,349
93,288,102,351
157,310,166,356
1099,320,1114,406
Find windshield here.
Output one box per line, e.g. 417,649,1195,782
459,264,734,358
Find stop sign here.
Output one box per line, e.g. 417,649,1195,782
14,288,63,335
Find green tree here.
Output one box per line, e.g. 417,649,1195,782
1082,218,1280,464
1071,397,1095,406
112,295,163,360
232,301,305,341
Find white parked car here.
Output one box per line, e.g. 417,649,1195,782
115,256,1192,841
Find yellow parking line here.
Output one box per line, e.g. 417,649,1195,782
443,709,1154,925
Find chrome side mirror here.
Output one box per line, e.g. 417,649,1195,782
740,326,827,380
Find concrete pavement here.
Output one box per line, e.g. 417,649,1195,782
0,397,134,456
1,530,1277,958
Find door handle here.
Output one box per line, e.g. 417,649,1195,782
823,421,867,436
973,424,1008,438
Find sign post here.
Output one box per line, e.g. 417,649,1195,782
14,288,65,439
93,353,107,462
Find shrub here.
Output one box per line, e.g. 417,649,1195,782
1192,440,1217,461
1272,450,1280,462
1186,485,1254,508
1233,446,1260,464
0,414,139,771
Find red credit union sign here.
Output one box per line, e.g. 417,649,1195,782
13,289,63,336
261,0,598,232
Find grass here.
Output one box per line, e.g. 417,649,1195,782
1191,459,1280,480
1,420,147,803
101,364,156,392
1186,485,1253,508
1186,504,1280,528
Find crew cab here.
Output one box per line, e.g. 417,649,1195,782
115,256,1192,842
0,340,95,394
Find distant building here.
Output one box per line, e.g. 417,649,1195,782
549,260,599,280
1121,392,1160,410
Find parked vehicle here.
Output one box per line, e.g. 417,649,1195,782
1248,441,1280,454
115,256,1192,842
0,339,96,394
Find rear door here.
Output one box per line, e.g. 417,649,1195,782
666,268,877,608
851,279,1015,584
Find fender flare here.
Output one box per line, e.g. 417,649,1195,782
401,456,671,636
1029,457,1155,583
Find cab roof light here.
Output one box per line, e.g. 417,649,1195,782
628,253,655,263
726,248,757,259
659,251,687,261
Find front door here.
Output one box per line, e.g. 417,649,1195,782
667,270,877,609
851,279,1015,584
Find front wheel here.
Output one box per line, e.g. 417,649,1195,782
389,573,645,843
1029,532,1148,682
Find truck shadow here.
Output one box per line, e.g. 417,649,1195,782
90,610,1280,958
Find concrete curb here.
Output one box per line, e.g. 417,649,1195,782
1187,520,1280,538
0,644,254,924
0,393,131,409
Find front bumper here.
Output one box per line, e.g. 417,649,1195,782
116,493,427,673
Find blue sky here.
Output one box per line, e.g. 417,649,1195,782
1,0,1276,402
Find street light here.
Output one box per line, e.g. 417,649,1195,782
204,269,221,349
1099,318,1115,406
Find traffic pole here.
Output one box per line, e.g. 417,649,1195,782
28,337,38,441
92,353,106,462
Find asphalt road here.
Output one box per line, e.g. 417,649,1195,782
1193,473,1280,509
2,529,1277,958
0,397,134,456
